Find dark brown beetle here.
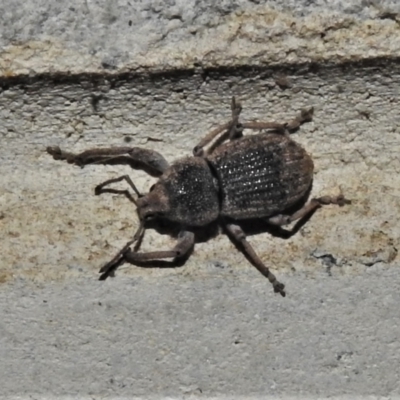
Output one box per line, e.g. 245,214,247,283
47,97,350,296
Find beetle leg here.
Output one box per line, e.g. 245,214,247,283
225,223,286,297
241,121,286,132
285,107,314,131
193,122,230,156
242,107,314,134
193,96,243,156
267,194,351,226
98,230,195,280
46,146,169,175
194,101,314,156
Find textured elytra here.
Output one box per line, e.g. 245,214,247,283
208,134,314,220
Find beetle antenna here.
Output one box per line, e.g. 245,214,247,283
94,175,143,203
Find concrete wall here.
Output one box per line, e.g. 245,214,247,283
1,0,400,398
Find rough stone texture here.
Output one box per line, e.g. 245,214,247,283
1,0,400,74
1,0,400,398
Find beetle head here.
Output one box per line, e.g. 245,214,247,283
136,182,169,223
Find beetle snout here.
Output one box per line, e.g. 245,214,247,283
136,187,169,222
136,197,153,221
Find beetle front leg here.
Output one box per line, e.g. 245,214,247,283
99,230,195,280
46,146,169,175
267,194,351,226
225,223,286,297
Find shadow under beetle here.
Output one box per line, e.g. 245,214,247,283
47,97,350,296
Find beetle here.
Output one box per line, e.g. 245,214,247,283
47,97,350,296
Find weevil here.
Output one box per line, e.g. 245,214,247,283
47,97,350,296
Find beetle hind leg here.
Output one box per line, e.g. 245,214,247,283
267,194,351,227
225,223,286,297
193,98,314,157
242,107,314,134
193,96,243,157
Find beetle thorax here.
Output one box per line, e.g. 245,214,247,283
150,157,220,227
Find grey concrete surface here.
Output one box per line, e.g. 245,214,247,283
1,270,400,397
1,0,400,398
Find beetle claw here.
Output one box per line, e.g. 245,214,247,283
98,255,126,280
274,282,286,297
98,239,136,279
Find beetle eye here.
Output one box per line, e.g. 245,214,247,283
145,214,154,221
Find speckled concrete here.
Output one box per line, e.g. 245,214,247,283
1,0,400,398
1,0,400,74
